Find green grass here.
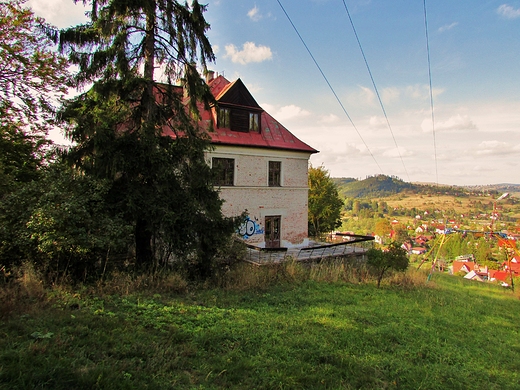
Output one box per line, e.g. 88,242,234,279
1,272,520,389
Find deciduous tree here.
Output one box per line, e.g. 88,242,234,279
0,0,71,272
0,113,44,196
366,243,409,288
0,0,68,135
308,165,343,237
374,218,392,242
0,0,68,194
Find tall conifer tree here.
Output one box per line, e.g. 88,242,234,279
58,0,236,274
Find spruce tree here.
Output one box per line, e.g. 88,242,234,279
58,0,236,275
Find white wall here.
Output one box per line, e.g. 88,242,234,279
207,146,312,247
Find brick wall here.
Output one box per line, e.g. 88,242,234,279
207,146,312,247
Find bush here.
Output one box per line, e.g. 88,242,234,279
366,243,409,287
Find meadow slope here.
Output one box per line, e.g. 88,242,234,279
1,272,519,389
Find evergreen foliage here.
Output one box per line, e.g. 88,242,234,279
56,0,238,277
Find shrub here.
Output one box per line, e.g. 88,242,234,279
366,243,409,287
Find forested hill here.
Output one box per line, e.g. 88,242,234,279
333,175,520,199
333,175,467,198
333,175,414,198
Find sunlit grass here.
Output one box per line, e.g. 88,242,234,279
1,269,519,389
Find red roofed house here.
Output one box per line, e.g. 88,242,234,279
503,262,520,275
452,261,476,274
193,74,318,248
489,269,509,283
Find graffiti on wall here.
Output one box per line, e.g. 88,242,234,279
238,216,264,239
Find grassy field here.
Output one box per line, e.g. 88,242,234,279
382,193,520,224
1,267,520,389
383,194,488,214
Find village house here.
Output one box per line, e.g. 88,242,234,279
189,73,318,248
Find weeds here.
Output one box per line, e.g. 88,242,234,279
0,262,48,318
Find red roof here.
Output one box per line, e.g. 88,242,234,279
505,262,520,274
453,261,476,273
489,270,509,282
199,76,318,154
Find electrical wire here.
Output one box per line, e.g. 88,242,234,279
275,0,384,175
341,0,410,182
423,0,439,186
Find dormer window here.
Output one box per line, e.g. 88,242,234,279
218,107,230,128
249,112,259,132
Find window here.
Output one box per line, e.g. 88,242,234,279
249,112,259,132
212,157,234,186
268,161,281,187
218,108,230,128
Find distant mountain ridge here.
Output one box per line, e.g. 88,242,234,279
463,184,520,195
333,175,520,199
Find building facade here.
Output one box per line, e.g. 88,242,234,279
199,74,318,248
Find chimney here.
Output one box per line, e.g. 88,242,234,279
205,70,215,83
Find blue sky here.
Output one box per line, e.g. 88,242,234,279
29,0,520,185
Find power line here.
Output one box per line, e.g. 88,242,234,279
341,0,410,182
423,0,439,185
275,0,384,175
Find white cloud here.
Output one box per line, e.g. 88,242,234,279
345,143,363,156
381,87,400,104
248,6,262,21
383,147,414,158
27,0,88,28
319,114,340,124
374,84,444,106
405,84,431,100
497,4,520,19
435,114,477,132
245,83,263,94
368,116,386,129
438,22,458,33
272,104,311,121
347,86,376,108
476,140,520,156
224,42,273,65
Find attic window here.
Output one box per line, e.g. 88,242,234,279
249,112,259,132
218,108,230,128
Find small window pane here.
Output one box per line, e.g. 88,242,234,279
249,112,259,132
213,157,234,186
269,161,281,187
219,108,230,128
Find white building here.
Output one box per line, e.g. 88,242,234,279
193,75,318,248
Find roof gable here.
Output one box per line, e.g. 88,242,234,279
215,78,261,109
453,261,475,273
198,75,318,154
